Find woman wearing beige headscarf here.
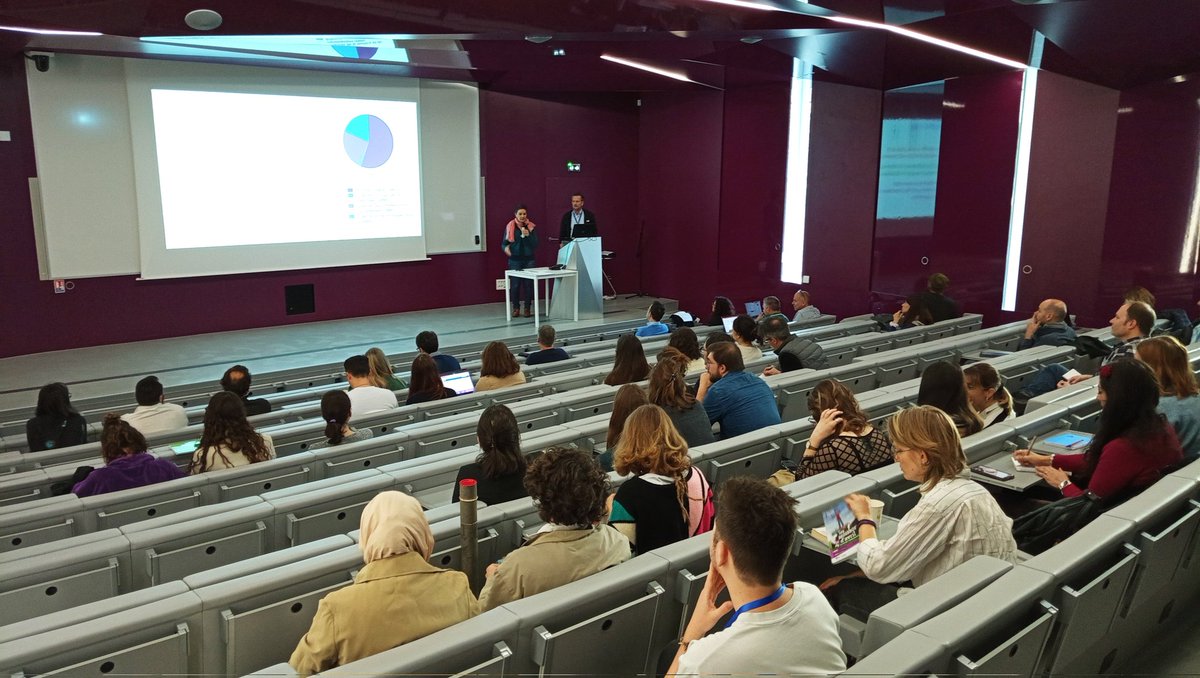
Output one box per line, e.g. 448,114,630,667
289,491,479,675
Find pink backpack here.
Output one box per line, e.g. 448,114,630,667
686,467,716,536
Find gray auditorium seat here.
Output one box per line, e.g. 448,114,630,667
691,425,785,487
0,591,202,677
840,555,1014,659
839,628,944,676
310,431,412,479
204,452,319,501
122,497,275,589
554,384,619,422
500,554,671,676
262,470,396,548
0,528,131,623
0,580,190,645
0,492,84,552
907,565,1058,677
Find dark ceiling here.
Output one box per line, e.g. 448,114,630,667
1,0,1197,92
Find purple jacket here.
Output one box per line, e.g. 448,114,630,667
72,452,185,497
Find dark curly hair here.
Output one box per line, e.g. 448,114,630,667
667,327,702,361
189,391,272,473
100,413,149,464
523,445,610,526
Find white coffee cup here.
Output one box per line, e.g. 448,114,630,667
868,498,885,524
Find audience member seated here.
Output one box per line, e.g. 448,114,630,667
797,379,891,478
761,316,828,375
603,334,651,386
730,315,763,363
475,341,527,392
310,390,374,450
416,330,461,374
883,295,933,331
121,375,187,436
792,289,821,322
698,342,781,439
704,330,735,351
756,295,790,324
345,354,399,414
705,296,735,327
963,363,1014,428
599,384,648,471
919,272,962,323
524,324,571,365
1124,285,1157,310
188,391,276,473
649,348,716,449
405,354,457,405
1136,336,1200,460
26,382,88,452
72,414,184,497
1016,298,1076,349
289,491,478,675
667,327,705,372
452,403,529,504
478,446,630,610
609,404,714,554
1015,360,1183,500
667,477,846,676
366,347,406,390
822,406,1017,615
1018,300,1156,399
917,361,984,437
636,300,672,337
220,364,272,416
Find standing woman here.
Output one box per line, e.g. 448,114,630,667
26,382,88,452
502,204,538,318
189,391,276,473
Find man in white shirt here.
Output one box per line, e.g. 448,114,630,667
344,355,398,415
122,375,188,436
792,289,821,321
668,477,846,676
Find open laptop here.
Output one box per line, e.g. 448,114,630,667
722,316,737,333
441,370,476,395
744,300,763,317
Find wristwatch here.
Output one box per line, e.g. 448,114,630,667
1057,478,1070,491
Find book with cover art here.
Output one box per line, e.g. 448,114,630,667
810,500,860,563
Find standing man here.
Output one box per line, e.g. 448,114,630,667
558,192,598,246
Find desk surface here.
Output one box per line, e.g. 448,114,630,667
801,515,900,559
505,267,578,279
971,431,1089,491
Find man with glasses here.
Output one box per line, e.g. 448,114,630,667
697,341,781,439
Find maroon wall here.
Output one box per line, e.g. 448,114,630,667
0,59,639,358
1100,76,1200,313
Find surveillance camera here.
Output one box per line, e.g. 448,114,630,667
25,52,53,73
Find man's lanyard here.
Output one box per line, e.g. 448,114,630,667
725,585,787,628
573,210,584,225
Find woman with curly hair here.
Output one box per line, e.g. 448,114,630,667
705,296,735,327
798,379,891,478
452,404,528,505
475,341,527,392
608,404,714,554
72,414,184,497
188,391,276,474
478,446,629,610
603,334,651,386
648,348,715,449
667,327,704,372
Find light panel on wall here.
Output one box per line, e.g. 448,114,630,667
1181,128,1200,274
780,60,813,285
825,16,1027,70
1001,66,1039,312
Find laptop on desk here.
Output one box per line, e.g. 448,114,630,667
441,371,476,395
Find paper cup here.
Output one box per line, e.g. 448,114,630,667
868,498,885,524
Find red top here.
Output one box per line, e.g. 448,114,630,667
1054,426,1183,498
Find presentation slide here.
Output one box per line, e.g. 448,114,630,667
150,89,422,250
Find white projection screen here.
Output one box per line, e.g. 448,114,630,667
26,55,483,280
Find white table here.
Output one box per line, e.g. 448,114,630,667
505,267,579,327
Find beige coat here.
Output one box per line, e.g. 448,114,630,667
475,370,527,392
479,525,631,610
289,551,479,675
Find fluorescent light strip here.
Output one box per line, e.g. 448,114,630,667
600,54,693,83
780,60,813,284
1001,67,1039,312
0,24,102,36
1179,126,1200,274
826,16,1026,70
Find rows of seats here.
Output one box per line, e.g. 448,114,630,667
0,315,848,455
0,325,1103,675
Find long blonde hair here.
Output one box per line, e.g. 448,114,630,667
614,404,691,525
366,347,395,389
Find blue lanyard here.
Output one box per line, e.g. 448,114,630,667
725,585,787,628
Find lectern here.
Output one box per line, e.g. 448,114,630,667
550,237,604,320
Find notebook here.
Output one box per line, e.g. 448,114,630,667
809,500,860,564
441,370,476,395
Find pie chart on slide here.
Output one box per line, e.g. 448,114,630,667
343,114,393,168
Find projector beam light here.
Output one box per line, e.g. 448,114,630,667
600,54,693,83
